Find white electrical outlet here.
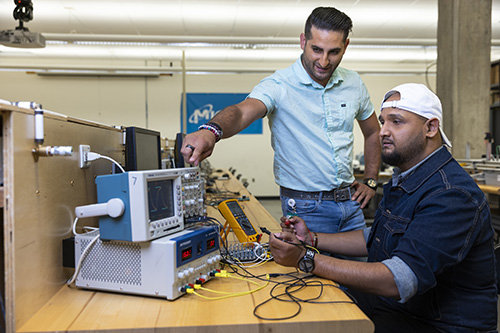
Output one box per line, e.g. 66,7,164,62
79,145,91,169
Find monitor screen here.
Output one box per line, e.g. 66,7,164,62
173,132,186,168
125,127,162,171
147,178,175,222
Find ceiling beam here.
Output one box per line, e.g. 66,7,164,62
41,33,500,47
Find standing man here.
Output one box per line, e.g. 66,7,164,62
269,83,497,332
182,7,381,235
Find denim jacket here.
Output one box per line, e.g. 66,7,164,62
368,147,497,332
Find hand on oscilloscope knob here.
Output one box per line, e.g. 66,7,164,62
181,130,216,166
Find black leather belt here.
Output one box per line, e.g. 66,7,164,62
280,186,353,202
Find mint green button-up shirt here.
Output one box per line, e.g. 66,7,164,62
249,57,374,191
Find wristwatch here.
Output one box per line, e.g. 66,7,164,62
364,178,378,191
298,248,316,273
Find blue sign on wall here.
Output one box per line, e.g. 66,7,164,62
181,93,263,134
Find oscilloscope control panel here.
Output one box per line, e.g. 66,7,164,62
74,226,221,300
179,167,205,220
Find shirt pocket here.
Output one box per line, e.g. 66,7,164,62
381,214,411,258
325,99,356,132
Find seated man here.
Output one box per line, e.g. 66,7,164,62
269,83,498,332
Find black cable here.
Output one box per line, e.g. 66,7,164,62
253,274,308,320
253,274,356,321
206,216,357,321
222,261,356,321
254,291,302,320
216,254,357,321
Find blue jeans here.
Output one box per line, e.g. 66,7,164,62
279,194,366,234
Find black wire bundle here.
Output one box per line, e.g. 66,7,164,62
219,253,357,321
191,216,358,321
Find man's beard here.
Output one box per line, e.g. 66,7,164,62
301,54,334,84
381,132,425,168
381,150,404,167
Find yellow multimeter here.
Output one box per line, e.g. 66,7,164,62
218,199,260,243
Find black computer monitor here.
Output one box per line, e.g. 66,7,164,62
125,127,162,171
173,132,186,168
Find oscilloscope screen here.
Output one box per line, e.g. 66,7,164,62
147,178,175,222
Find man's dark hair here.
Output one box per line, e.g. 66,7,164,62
304,7,353,42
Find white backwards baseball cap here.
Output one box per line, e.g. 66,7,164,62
380,83,452,147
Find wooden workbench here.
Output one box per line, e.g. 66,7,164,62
478,184,500,241
17,172,373,332
1,104,373,333
478,184,500,195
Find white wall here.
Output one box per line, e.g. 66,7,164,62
0,69,434,196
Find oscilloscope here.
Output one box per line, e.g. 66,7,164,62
76,167,205,242
94,169,184,242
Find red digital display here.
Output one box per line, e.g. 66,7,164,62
181,247,192,261
207,238,216,250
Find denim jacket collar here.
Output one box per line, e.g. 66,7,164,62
397,146,453,194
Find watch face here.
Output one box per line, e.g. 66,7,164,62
298,250,315,273
368,179,376,187
298,258,314,273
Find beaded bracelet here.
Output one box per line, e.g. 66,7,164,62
207,122,223,134
198,122,223,142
